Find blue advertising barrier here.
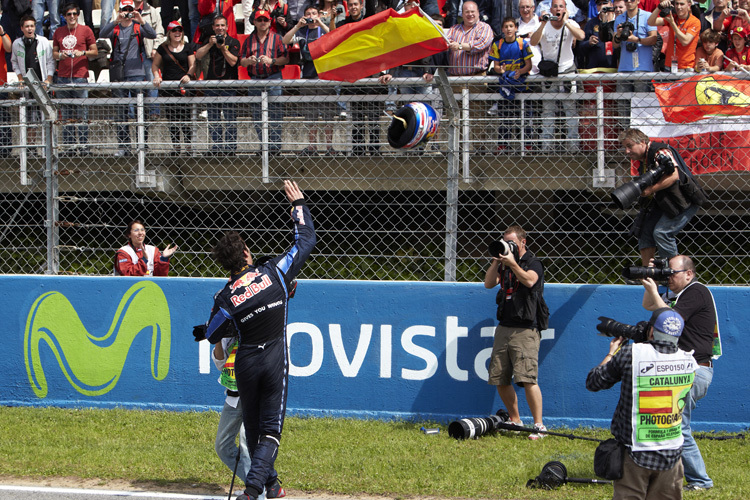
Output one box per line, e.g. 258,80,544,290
1,276,747,431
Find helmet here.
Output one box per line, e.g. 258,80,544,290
387,102,440,149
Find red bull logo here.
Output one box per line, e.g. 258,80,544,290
230,272,261,293
230,274,273,307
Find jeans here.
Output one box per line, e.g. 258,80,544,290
682,365,713,488
113,74,149,149
55,77,89,146
541,77,578,149
32,0,60,37
249,74,283,152
215,400,252,484
188,0,200,40
206,89,238,151
639,204,699,259
142,58,159,113
100,0,115,29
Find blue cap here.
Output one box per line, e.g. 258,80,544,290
650,308,684,338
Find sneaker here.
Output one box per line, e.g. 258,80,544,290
528,423,547,440
114,149,131,157
235,490,257,500
266,478,286,499
506,420,524,434
487,103,499,116
683,484,710,491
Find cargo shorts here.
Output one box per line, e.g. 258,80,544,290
487,325,540,387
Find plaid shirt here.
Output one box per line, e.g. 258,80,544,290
445,21,493,76
586,340,683,471
240,31,288,78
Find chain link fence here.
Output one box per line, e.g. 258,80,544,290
1,71,748,284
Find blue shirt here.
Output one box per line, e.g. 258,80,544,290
615,9,654,72
488,37,532,76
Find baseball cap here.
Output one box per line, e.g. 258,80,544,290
730,26,746,37
120,0,135,9
167,20,182,31
650,307,684,343
596,0,610,5
255,9,271,20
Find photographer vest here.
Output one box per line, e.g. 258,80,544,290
219,337,239,392
629,343,696,452
495,251,548,330
643,141,698,218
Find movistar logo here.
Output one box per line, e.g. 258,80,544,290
24,281,171,398
696,75,750,107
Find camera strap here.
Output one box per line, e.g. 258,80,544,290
540,24,565,64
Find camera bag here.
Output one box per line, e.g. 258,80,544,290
594,438,625,480
538,26,565,77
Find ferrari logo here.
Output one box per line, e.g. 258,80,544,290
695,75,750,107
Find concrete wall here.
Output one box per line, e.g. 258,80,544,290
3,276,746,431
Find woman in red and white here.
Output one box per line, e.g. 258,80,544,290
114,220,177,276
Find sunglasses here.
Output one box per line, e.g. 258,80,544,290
171,27,183,32
122,7,134,11
256,17,271,21
65,11,79,16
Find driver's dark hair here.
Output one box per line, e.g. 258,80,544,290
212,231,247,272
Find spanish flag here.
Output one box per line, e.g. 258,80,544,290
653,74,750,123
309,8,448,83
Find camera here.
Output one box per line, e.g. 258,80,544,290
215,34,225,45
610,153,675,209
619,21,634,40
730,9,739,15
660,6,674,16
626,41,638,52
599,20,614,42
124,11,134,18
542,14,560,21
622,258,676,281
488,239,520,263
596,316,650,343
305,17,314,23
336,4,344,13
601,6,614,12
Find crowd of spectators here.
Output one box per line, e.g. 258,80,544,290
0,0,747,155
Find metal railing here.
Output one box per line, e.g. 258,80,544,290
1,70,748,284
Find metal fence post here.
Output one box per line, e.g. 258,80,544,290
436,69,460,282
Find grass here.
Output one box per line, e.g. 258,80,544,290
0,407,748,499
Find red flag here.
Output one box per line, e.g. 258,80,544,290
653,74,750,123
309,9,448,83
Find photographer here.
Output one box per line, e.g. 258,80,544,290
648,0,701,70
579,0,619,70
586,308,697,499
484,225,547,440
200,180,315,500
641,254,719,491
195,15,241,155
619,127,702,266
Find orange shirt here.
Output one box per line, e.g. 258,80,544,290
694,46,724,71
666,14,701,69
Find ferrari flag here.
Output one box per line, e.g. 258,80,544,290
653,74,750,123
309,8,448,82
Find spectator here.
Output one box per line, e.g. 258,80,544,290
445,0,504,37
530,0,585,152
284,0,306,24
536,0,586,23
488,16,531,151
52,2,97,157
12,15,55,86
517,0,541,75
239,9,288,155
251,0,291,34
114,219,177,276
31,0,59,37
162,0,192,43
152,21,196,156
648,0,701,71
695,27,724,70
320,0,348,30
614,0,626,16
1,0,30,45
68,0,94,35
580,0,619,70
11,15,54,156
133,0,164,117
724,25,750,69
0,23,12,158
196,15,241,155
100,0,157,157
283,5,336,155
446,1,493,153
715,0,750,35
197,0,240,39
335,0,372,28
705,0,729,50
614,0,656,124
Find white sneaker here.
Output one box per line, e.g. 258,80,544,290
487,103,499,116
528,423,547,440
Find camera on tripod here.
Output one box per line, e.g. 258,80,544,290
488,239,520,262
610,154,675,209
596,316,650,343
622,257,676,281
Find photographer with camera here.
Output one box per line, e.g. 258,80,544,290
484,225,548,440
580,0,619,70
613,0,657,107
641,254,719,491
618,128,704,266
648,0,701,70
586,308,697,499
